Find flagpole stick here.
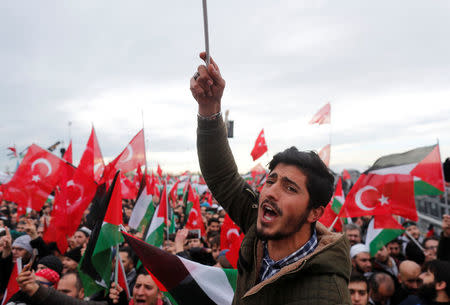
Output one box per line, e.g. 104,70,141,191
328,216,339,231
404,231,426,253
114,245,119,286
437,139,449,215
202,0,210,66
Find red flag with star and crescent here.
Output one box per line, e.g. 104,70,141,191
251,129,268,161
184,185,205,236
338,173,417,221
110,129,146,174
309,103,331,125
78,126,105,182
3,144,67,213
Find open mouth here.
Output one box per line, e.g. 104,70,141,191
261,201,280,222
134,299,147,304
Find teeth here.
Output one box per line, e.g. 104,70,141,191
264,215,272,221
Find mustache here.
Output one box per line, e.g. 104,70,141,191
261,199,283,216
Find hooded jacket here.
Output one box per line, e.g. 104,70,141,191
197,115,351,305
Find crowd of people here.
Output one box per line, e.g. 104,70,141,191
1,188,449,305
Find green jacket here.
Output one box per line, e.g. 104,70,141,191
197,115,352,305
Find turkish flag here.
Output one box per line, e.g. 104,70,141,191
225,233,244,269
339,173,417,221
220,214,241,250
63,141,73,164
120,173,138,199
3,144,66,213
157,164,163,177
184,185,205,236
250,129,268,161
318,144,330,167
374,214,404,230
45,164,97,253
78,126,105,182
309,102,330,124
111,129,146,174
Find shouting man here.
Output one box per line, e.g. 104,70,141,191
191,52,351,304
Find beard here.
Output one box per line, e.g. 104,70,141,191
256,205,310,241
417,282,437,302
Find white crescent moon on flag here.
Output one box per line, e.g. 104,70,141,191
31,158,52,176
66,180,84,203
226,228,240,240
119,145,133,163
355,185,377,211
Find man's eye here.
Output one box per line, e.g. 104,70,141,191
266,180,274,185
287,186,297,192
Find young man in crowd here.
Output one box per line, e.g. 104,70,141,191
349,272,369,305
191,52,351,304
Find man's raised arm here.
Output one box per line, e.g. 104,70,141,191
191,53,258,233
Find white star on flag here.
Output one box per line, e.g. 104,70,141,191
378,194,389,206
32,175,41,182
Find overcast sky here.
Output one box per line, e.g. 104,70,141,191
1,1,449,175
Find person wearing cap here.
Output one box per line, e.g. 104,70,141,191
351,243,373,277
62,246,82,274
1,228,33,295
37,255,63,276
73,227,91,248
192,53,351,304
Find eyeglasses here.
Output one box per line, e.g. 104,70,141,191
425,246,438,251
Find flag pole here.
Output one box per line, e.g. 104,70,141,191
114,245,119,286
404,231,425,253
202,0,210,66
328,216,339,231
437,139,449,215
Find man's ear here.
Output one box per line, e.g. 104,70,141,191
308,206,324,223
436,280,446,292
79,288,85,299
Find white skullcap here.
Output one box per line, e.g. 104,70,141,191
350,243,370,258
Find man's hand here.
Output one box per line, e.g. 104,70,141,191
16,269,39,296
190,52,225,116
109,282,123,304
25,219,38,240
174,229,188,253
442,214,450,238
1,227,12,258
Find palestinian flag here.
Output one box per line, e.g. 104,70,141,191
1,260,20,305
319,178,344,231
368,144,444,195
365,218,404,256
79,172,122,296
144,183,168,246
123,232,237,305
91,174,124,288
129,171,155,231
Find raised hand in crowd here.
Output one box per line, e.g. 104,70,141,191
1,226,12,258
108,282,123,304
190,52,225,116
174,228,188,253
16,265,39,296
24,218,38,240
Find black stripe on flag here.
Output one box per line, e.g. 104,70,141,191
122,232,215,305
